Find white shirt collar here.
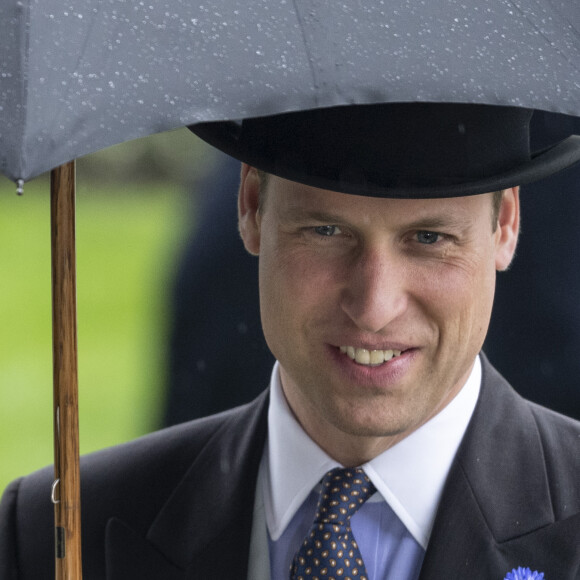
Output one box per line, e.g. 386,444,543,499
264,357,481,549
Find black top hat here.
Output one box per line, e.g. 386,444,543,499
191,102,580,198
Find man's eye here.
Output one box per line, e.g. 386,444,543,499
416,231,441,245
314,225,342,237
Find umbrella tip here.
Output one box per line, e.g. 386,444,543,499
16,179,24,196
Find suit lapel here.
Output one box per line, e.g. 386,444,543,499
418,461,508,578
105,391,269,579
420,355,574,579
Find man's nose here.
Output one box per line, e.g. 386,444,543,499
340,247,408,333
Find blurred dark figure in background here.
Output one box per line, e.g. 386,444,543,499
164,112,580,426
484,111,580,420
163,151,274,426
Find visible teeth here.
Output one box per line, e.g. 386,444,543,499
340,346,403,366
355,349,370,365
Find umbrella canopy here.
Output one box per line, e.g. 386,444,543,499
1,0,580,183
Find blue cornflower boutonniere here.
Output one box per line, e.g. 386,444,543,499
504,567,545,580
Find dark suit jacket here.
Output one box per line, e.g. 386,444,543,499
2,356,580,579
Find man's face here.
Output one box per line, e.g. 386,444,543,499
239,167,519,464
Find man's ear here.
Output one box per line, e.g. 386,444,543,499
238,164,262,256
495,186,520,271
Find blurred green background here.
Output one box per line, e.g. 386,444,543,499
0,128,219,492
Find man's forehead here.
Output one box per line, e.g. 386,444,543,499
272,176,491,227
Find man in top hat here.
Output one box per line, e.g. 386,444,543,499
1,103,580,579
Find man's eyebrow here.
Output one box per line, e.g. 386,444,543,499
403,214,475,230
282,206,346,223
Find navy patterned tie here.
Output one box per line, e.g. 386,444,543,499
290,467,376,580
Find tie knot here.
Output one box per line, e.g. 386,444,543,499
314,468,376,527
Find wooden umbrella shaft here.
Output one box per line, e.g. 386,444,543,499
51,161,83,579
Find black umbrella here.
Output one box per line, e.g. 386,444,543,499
2,0,579,183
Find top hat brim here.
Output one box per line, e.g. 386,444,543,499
190,105,580,198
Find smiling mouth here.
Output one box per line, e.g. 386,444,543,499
340,346,403,367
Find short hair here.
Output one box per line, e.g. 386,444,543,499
256,169,269,214
491,190,504,231
257,170,504,231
